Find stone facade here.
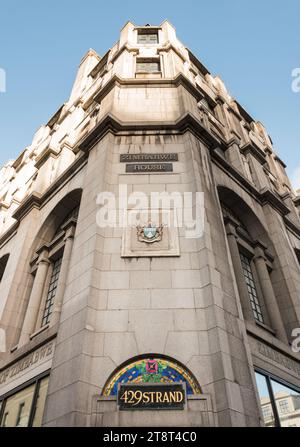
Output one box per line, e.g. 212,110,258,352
0,21,300,427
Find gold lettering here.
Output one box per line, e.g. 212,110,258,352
156,392,163,403
169,391,176,402
175,391,184,403
143,392,150,404
162,392,170,403
149,392,155,403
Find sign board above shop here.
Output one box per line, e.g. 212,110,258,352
118,383,186,411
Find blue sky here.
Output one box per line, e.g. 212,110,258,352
0,0,300,188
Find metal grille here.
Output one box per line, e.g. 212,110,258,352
240,252,264,323
136,60,160,73
41,257,62,327
137,33,158,44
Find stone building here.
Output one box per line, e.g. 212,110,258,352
0,20,300,427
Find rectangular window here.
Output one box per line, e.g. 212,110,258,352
16,403,25,427
255,371,300,427
0,376,49,427
32,376,50,427
41,256,62,327
136,59,160,73
240,252,264,323
137,31,158,44
279,399,289,414
0,383,35,427
255,372,276,427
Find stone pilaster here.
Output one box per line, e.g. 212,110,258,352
253,242,288,344
18,247,50,346
50,223,76,327
225,220,254,322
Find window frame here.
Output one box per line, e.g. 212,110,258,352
40,254,63,328
0,370,50,428
136,58,161,74
239,251,265,324
136,29,159,45
33,207,79,331
221,202,273,329
255,367,300,428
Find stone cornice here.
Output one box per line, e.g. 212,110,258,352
92,73,205,106
283,215,300,239
12,153,87,223
240,141,266,165
1,116,298,250
77,111,226,154
293,196,300,207
274,153,287,169
77,111,298,230
211,149,292,218
89,50,110,78
12,192,42,222
0,153,88,248
260,188,290,215
34,146,60,169
104,41,189,71
187,49,210,76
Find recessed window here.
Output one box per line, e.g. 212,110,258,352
255,371,300,427
279,399,289,414
0,376,49,427
41,256,63,327
16,403,25,427
137,30,158,44
136,59,160,73
0,383,35,427
240,252,264,324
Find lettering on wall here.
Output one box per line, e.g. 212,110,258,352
257,341,300,377
121,153,178,174
0,341,55,386
118,383,186,411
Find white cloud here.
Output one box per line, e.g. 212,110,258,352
291,167,300,193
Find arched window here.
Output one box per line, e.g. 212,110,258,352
218,186,288,343
220,201,267,325
40,206,79,328
18,189,82,347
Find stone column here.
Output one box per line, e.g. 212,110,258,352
50,222,76,327
253,242,288,343
19,247,50,346
225,220,254,321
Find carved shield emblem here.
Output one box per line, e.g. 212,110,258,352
143,226,157,240
137,222,163,244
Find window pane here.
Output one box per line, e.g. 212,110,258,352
0,384,35,427
240,253,264,323
41,256,63,327
270,380,300,427
255,372,276,427
32,376,50,427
